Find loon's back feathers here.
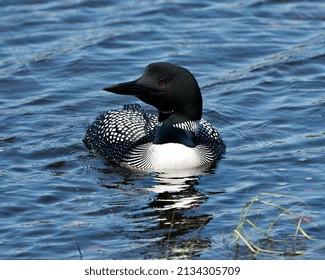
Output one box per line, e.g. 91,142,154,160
83,62,226,171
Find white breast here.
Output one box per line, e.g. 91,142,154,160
145,143,205,171
124,142,214,172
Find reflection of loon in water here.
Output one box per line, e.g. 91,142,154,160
84,62,225,171
97,164,226,259
142,170,227,259
145,168,210,210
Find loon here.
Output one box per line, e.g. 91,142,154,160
83,62,225,171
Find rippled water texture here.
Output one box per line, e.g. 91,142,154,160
1,0,324,259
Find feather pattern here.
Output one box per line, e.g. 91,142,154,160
84,104,225,171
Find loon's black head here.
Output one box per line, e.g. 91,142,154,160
103,62,203,123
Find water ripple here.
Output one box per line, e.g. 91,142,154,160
0,0,324,260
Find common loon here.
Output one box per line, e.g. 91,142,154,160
83,62,225,171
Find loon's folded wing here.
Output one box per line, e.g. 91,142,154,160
83,104,158,162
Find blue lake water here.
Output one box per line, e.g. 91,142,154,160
0,0,324,259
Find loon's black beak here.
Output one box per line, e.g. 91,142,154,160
103,79,157,96
103,77,167,119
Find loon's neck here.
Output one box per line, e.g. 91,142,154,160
153,113,200,148
153,124,195,147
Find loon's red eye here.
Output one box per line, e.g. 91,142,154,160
157,79,167,87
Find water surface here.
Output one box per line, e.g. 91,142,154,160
0,0,324,259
